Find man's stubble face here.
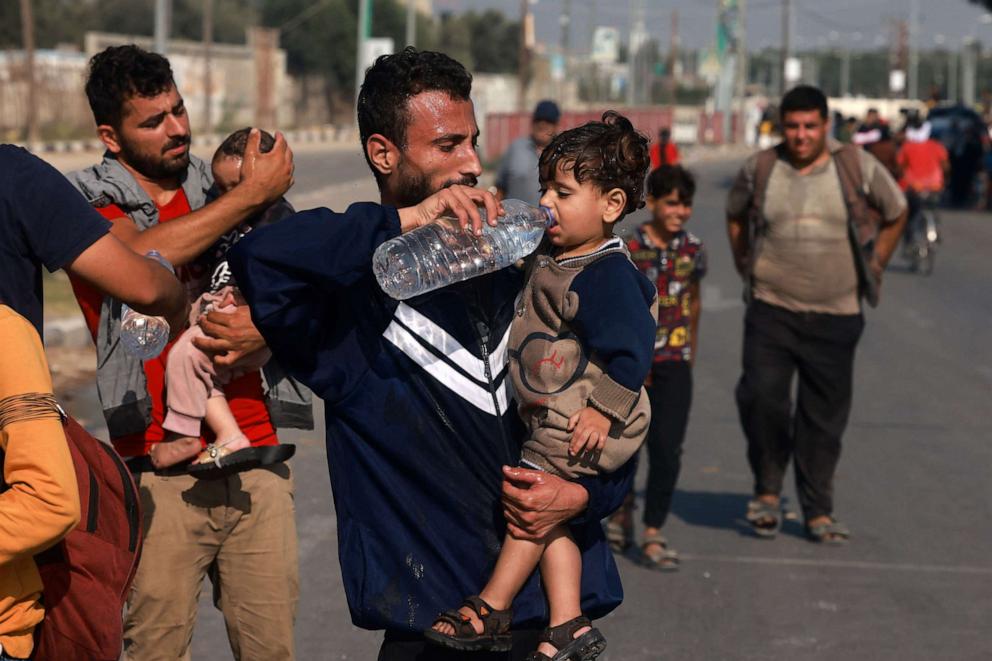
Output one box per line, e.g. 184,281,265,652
389,92,483,207
782,109,828,166
112,85,192,182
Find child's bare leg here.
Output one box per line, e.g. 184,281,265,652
204,395,248,446
191,395,250,464
431,530,549,636
536,525,589,657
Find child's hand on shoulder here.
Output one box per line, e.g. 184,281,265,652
567,407,611,457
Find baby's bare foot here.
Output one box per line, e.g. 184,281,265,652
150,437,202,469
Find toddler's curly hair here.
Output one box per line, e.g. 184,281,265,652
538,110,651,217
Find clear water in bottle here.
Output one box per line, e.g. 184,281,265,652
119,306,171,360
118,250,174,360
373,198,551,300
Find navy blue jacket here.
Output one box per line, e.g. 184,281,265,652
230,202,634,633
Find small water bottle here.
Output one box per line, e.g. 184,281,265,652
119,250,174,361
373,198,552,300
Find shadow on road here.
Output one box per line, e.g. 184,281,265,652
670,489,754,536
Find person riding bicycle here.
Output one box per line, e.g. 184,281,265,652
897,118,948,247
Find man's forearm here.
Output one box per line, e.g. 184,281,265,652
120,187,269,266
875,211,908,268
66,233,186,319
726,217,748,275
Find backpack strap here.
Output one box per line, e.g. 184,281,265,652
740,146,780,301
750,146,780,229
832,144,882,307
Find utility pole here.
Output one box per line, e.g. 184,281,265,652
19,0,38,146
154,0,171,55
561,0,572,60
908,0,919,100
841,48,851,97
780,0,790,95
517,0,532,111
202,0,214,135
736,0,748,144
355,0,371,106
405,0,416,48
949,47,958,102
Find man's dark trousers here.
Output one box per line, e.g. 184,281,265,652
735,300,865,522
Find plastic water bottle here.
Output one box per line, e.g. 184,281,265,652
373,198,552,300
119,251,174,360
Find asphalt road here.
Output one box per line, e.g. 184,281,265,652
54,150,992,660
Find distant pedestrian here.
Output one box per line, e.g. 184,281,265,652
725,85,907,544
495,99,560,206
606,164,705,572
948,122,983,208
649,127,680,169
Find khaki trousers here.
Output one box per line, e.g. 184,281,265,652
123,464,299,661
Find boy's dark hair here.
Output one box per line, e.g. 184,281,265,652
214,127,276,160
85,45,176,129
779,85,828,120
646,165,696,204
538,111,650,217
357,47,473,179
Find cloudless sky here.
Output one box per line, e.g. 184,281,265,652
434,0,992,53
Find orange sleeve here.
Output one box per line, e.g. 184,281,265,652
0,307,80,566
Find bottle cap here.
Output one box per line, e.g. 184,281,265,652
541,206,556,228
145,250,176,275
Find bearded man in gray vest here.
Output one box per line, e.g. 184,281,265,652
725,85,907,545
67,45,303,660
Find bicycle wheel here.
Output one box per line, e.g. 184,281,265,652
922,212,937,275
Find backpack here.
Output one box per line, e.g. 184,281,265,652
0,399,142,661
748,143,884,307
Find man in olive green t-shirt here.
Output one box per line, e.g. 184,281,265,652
725,85,907,545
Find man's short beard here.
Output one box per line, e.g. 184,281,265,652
393,163,478,208
118,135,190,181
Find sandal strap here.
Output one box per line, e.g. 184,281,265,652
641,531,668,547
460,595,512,635
433,609,477,637
808,519,850,538
539,615,592,650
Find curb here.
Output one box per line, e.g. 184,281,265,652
19,124,359,155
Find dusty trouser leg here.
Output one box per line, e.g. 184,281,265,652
211,464,299,660
735,302,800,500
792,312,864,522
123,473,224,661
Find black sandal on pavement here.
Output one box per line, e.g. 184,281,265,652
423,595,513,652
525,615,606,661
640,532,680,572
746,498,781,539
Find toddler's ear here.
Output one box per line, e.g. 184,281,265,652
603,187,627,224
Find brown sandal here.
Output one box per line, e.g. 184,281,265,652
525,615,607,661
423,595,513,652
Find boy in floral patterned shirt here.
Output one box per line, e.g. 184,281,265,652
607,164,706,571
